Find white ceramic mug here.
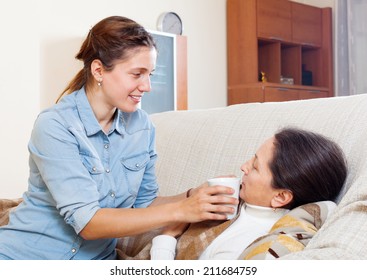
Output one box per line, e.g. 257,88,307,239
207,177,240,219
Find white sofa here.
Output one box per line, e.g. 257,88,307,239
1,94,366,259
150,94,367,259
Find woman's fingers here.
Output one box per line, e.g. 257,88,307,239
206,185,235,195
202,185,239,207
203,200,237,216
188,191,238,220
177,183,240,223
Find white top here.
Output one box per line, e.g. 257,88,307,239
150,203,289,260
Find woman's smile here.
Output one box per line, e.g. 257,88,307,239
129,93,143,103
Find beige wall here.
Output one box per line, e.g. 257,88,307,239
0,0,334,198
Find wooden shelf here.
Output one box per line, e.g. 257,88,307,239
228,83,329,104
227,0,333,104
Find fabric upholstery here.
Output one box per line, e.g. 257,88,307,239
150,94,367,259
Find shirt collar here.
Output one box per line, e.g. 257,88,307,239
75,87,124,136
114,110,125,135
243,202,289,220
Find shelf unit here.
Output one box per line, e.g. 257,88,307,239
227,0,333,104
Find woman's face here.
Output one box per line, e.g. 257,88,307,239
100,47,157,113
239,137,278,207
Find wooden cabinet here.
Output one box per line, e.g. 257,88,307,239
228,86,265,104
228,85,328,104
227,0,333,104
292,2,322,47
299,89,328,100
265,86,329,102
257,0,292,42
264,87,298,102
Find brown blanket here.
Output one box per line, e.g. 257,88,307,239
0,198,22,226
117,201,334,260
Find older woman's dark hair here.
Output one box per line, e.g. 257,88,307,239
270,128,347,209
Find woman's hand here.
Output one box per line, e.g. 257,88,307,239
175,181,239,223
80,178,239,240
161,222,190,238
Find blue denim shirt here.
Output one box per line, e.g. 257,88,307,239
0,88,158,259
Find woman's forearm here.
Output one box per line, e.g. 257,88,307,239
80,184,238,240
150,192,187,206
79,203,178,240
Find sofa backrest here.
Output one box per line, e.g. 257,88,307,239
150,94,367,259
151,94,367,201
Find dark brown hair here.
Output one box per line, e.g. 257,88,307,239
56,16,156,102
270,127,347,209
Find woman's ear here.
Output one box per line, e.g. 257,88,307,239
271,189,293,208
91,59,104,81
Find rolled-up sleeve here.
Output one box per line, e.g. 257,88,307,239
28,111,101,233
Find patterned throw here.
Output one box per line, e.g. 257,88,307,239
116,218,234,260
117,201,334,260
238,201,334,260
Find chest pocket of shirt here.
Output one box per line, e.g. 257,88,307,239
121,152,150,195
81,154,104,189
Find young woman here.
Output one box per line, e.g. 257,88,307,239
150,128,348,259
0,16,237,260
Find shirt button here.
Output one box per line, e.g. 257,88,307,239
135,164,140,168
106,169,110,173
110,192,115,198
92,167,97,172
104,144,109,149
71,248,77,253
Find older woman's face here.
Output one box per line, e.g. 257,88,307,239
239,137,278,207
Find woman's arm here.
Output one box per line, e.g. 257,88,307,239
80,184,237,240
149,181,205,206
32,113,237,240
